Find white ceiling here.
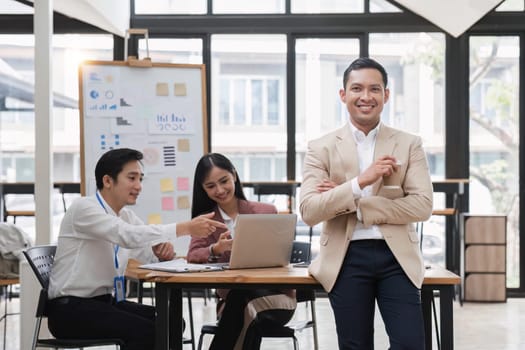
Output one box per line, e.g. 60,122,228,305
393,0,504,37
28,0,130,37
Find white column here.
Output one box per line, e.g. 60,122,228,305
34,0,54,245
20,261,51,350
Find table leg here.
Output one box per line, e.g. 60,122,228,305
440,286,454,350
170,288,183,350
421,288,433,350
155,284,170,350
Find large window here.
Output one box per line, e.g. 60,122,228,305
138,38,203,64
0,34,113,182
469,36,520,288
295,38,360,179
0,33,113,240
211,35,287,184
369,33,446,177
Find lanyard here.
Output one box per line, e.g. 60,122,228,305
95,192,120,271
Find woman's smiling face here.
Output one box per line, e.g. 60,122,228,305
202,166,237,206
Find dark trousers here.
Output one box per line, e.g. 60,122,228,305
209,289,295,350
328,239,425,350
47,294,155,350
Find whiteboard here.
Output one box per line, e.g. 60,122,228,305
79,60,208,254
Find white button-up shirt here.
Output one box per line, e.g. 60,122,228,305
349,122,384,241
48,193,178,299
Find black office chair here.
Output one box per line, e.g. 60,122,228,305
23,245,124,350
197,241,319,350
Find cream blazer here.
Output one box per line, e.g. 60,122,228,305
300,124,433,292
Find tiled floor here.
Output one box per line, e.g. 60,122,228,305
2,291,525,350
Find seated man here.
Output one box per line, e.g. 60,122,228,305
47,148,226,350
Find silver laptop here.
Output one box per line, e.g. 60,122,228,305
226,213,297,269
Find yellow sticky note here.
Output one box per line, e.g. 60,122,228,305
177,196,190,209
156,82,169,96
174,83,187,96
148,213,162,224
160,178,174,192
178,139,190,152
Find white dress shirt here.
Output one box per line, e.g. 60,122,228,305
48,193,178,299
349,122,384,241
218,207,236,238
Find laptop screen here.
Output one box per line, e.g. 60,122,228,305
228,213,297,269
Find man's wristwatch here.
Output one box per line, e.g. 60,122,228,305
208,244,220,262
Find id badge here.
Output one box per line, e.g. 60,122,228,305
114,276,126,303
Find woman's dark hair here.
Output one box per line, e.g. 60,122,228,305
191,153,246,218
95,148,143,190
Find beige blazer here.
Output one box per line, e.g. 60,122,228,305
300,124,433,292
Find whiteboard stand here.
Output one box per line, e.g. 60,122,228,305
124,28,152,68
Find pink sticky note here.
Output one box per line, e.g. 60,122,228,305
162,197,175,211
177,177,190,191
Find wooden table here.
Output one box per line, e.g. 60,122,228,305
126,261,460,350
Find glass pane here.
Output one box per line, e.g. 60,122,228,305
0,34,112,240
213,0,285,14
251,80,263,125
0,34,113,178
369,33,446,266
469,36,520,288
139,38,203,64
295,38,360,182
496,0,524,11
233,80,246,125
134,0,206,14
292,0,363,13
295,38,359,237
211,34,287,184
370,0,402,13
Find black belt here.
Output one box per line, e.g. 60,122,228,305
51,294,113,305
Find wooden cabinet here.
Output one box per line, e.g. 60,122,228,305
461,214,506,302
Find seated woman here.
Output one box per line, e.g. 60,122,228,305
187,153,297,350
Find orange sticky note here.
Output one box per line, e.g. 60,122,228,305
178,139,190,152
174,83,187,96
177,196,190,209
156,82,169,96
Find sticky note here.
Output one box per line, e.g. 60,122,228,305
178,139,190,152
156,82,169,96
174,83,187,96
148,213,162,224
162,197,175,211
160,178,174,192
177,196,190,209
177,177,190,191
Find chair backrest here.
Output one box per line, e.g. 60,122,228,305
290,241,311,264
23,245,57,290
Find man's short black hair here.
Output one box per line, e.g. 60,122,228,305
95,148,143,190
343,57,388,89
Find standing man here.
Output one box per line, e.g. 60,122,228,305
300,57,433,349
47,148,227,350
